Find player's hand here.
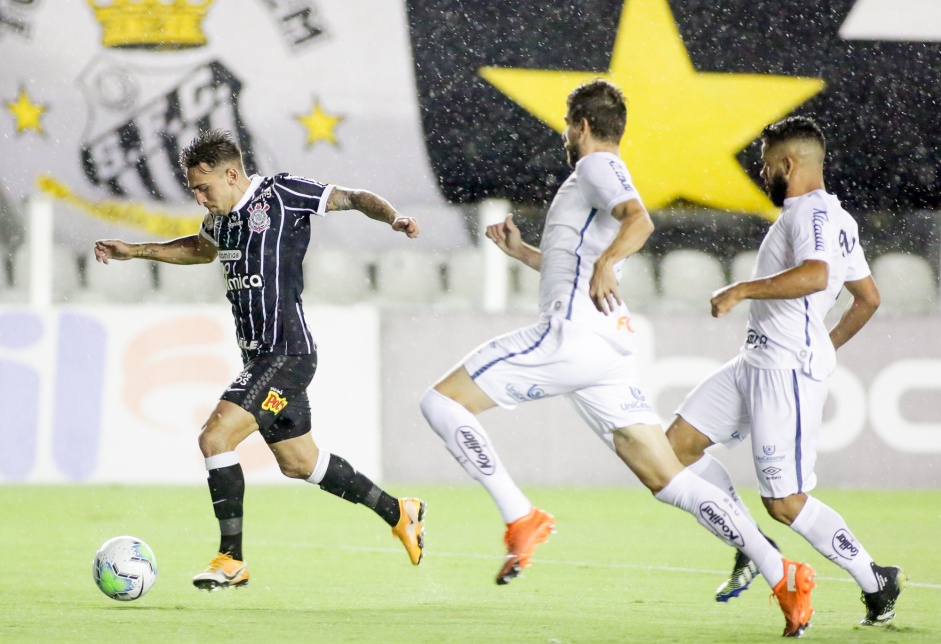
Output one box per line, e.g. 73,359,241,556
94,239,134,265
392,216,419,238
589,261,622,315
710,283,745,317
485,214,524,258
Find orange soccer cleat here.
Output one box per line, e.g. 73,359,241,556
391,497,426,565
496,507,555,585
771,559,816,637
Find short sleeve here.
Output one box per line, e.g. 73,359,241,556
275,174,334,218
842,225,871,282
199,213,219,247
787,202,832,265
576,154,643,212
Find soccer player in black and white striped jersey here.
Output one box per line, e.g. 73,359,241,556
94,129,425,589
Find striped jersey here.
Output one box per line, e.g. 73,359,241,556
742,189,870,380
538,151,643,351
199,173,334,361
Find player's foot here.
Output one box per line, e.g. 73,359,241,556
771,559,815,638
716,536,779,602
717,550,759,602
496,507,555,586
860,563,906,626
192,552,249,591
391,497,426,565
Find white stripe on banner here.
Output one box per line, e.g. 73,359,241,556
840,0,941,41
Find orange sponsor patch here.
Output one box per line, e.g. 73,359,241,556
616,316,635,332
261,390,288,414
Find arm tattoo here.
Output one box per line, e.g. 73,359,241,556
329,188,354,211
348,190,397,223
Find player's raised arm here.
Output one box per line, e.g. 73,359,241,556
710,259,828,318
327,187,419,238
589,198,654,315
485,213,541,271
94,234,217,266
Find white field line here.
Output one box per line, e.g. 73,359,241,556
258,541,941,590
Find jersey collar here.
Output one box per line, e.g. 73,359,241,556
230,174,264,214
783,188,827,208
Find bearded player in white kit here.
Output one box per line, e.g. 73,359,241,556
666,116,905,629
419,80,815,637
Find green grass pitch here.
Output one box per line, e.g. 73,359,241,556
0,485,938,642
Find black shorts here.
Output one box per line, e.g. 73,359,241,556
221,353,317,444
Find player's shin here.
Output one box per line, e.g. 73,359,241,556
655,468,784,586
206,451,245,561
686,452,758,523
789,495,878,592
420,388,531,523
306,449,401,527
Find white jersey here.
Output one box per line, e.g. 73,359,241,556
742,190,870,380
538,151,642,350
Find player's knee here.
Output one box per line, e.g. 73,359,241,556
277,459,312,480
420,387,462,438
762,495,804,526
198,425,229,458
765,504,793,525
665,418,708,466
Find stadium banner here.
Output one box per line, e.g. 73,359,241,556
4,0,941,247
0,0,448,253
381,311,941,489
0,304,381,484
407,0,941,217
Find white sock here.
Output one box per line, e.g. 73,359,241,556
686,453,757,524
205,451,239,470
790,495,878,593
306,448,330,485
420,388,531,523
656,469,784,587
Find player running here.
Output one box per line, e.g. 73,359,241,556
94,129,425,589
419,80,815,637
666,116,904,628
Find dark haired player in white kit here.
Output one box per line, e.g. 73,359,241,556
667,116,904,629
94,129,425,589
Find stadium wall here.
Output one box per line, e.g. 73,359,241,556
381,310,941,489
2,305,939,488
0,305,381,484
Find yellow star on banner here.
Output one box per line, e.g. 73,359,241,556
296,99,343,148
6,87,47,134
479,0,824,219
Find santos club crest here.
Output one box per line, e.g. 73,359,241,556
78,56,259,202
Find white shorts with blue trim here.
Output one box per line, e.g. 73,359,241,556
675,354,827,498
463,315,662,448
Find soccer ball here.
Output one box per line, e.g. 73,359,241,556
92,536,158,601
